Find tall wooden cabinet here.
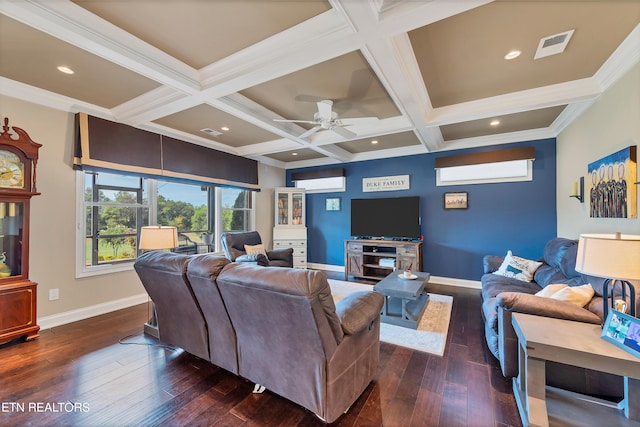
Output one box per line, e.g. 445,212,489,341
344,239,423,281
0,118,42,345
273,187,307,268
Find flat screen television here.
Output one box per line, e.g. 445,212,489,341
350,196,421,240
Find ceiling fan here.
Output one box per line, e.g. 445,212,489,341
274,100,378,139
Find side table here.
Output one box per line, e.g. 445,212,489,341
512,313,640,427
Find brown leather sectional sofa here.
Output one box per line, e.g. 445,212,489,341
134,251,383,423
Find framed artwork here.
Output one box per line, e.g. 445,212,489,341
444,192,468,209
588,146,637,218
325,197,341,211
601,310,640,358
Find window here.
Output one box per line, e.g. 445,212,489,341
76,171,254,277
436,159,533,186
294,176,346,193
219,187,254,233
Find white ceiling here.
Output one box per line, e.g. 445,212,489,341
1,0,639,169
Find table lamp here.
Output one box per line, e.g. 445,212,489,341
139,225,178,251
575,233,640,323
138,225,178,337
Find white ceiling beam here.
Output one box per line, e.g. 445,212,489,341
426,78,603,127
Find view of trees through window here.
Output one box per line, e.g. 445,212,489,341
82,172,253,268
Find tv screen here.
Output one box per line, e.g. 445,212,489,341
350,196,421,239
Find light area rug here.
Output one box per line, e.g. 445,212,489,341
328,279,453,356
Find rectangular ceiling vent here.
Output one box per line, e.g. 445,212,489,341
200,128,222,137
534,29,574,60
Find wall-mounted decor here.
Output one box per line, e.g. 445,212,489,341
588,146,637,218
444,192,468,209
362,174,410,192
325,197,341,211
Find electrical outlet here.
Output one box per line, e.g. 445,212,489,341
49,288,59,301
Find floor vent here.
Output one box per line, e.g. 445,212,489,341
534,29,574,60
200,128,223,137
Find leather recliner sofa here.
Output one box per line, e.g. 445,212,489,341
481,237,640,399
134,251,384,423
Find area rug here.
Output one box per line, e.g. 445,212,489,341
328,279,453,356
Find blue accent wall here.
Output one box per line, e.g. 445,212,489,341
287,139,557,281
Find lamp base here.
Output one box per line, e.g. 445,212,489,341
143,303,159,338
602,279,636,326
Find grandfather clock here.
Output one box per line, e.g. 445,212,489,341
0,117,41,345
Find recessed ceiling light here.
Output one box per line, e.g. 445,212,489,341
221,126,229,131
57,66,74,74
371,140,379,144
490,120,500,126
292,152,298,156
504,50,521,60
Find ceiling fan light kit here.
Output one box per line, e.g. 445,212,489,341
274,100,378,140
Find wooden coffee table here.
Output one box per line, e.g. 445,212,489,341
373,271,430,329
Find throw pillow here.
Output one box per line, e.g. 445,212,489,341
549,283,595,307
535,283,569,298
244,243,269,260
493,251,542,282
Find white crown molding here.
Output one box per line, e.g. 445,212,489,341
549,100,595,135
0,77,113,119
594,23,640,90
1,0,200,93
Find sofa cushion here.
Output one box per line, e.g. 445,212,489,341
543,238,580,278
494,251,542,282
535,283,595,308
244,243,269,259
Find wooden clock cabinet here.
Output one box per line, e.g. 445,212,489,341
0,118,42,345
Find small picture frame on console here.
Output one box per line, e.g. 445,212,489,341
325,197,341,211
444,192,468,209
601,310,640,358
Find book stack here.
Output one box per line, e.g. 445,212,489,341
379,258,395,268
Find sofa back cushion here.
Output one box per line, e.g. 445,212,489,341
133,251,210,361
185,254,238,374
543,238,580,279
216,263,343,413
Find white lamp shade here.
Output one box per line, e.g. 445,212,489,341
575,233,640,281
139,226,178,250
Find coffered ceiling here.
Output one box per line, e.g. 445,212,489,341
1,1,638,169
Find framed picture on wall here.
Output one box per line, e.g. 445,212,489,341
325,197,341,211
444,192,468,209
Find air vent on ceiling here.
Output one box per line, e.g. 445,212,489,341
534,29,574,60
200,128,223,137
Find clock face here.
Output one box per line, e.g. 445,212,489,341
0,150,24,189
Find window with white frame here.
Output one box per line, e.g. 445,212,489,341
76,171,254,277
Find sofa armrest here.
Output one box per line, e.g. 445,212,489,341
234,253,269,266
483,255,504,274
267,247,294,263
496,292,601,324
335,291,384,335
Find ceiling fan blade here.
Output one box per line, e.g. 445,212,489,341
299,126,322,139
273,119,317,125
316,100,333,120
331,125,356,139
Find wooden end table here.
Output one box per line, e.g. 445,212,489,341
373,271,430,329
512,312,640,427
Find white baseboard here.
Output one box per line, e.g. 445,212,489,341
38,293,149,330
309,263,481,289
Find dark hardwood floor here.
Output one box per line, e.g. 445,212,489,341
0,273,522,427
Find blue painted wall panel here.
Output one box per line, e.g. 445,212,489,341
287,139,557,280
